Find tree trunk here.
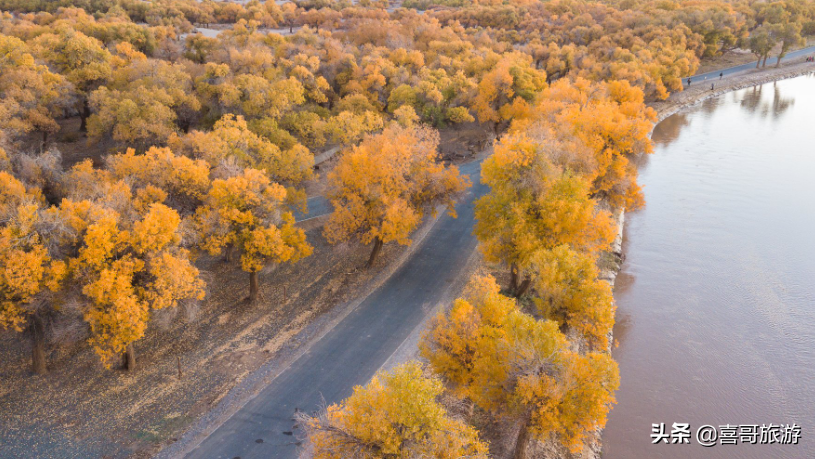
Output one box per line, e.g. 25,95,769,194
249,271,259,304
124,343,136,372
509,263,519,295
366,238,384,268
756,58,761,69
41,131,48,152
79,99,91,133
513,418,531,459
515,276,532,297
30,313,47,375
762,55,768,68
224,244,234,262
776,54,783,68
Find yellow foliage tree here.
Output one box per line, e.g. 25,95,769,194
31,26,112,132
516,78,656,210
324,124,469,267
106,146,212,214
303,361,489,459
0,172,66,374
174,114,314,187
87,58,202,148
194,168,312,303
420,275,619,459
474,133,615,296
66,202,205,370
471,52,547,127
528,245,615,350
0,34,71,146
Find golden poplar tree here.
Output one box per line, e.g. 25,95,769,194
421,275,619,459
472,52,547,127
195,168,312,303
528,245,615,350
474,133,615,296
0,172,67,374
516,78,656,210
65,202,205,370
0,34,70,146
31,26,112,132
303,362,489,459
324,124,469,267
173,114,314,186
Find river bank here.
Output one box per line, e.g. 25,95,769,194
578,55,815,459
602,70,815,459
591,57,815,290
651,56,815,121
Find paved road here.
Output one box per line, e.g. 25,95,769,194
292,195,331,222
690,45,815,82
184,160,485,459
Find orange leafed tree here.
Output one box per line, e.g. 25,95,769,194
471,52,547,128
474,133,615,296
106,146,212,215
0,172,67,374
323,124,469,267
514,78,657,210
31,26,112,132
64,201,205,370
420,275,619,459
528,245,615,350
173,113,314,187
302,361,489,459
195,168,312,303
0,34,71,147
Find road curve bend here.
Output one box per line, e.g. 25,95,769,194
180,160,486,459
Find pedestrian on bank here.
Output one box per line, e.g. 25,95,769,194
720,72,723,79
711,83,714,91
687,77,692,86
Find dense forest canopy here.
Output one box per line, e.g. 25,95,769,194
1,0,813,456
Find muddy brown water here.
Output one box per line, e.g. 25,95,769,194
602,74,815,459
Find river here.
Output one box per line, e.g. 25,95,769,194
602,74,815,459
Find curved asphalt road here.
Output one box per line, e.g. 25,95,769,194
184,160,486,459
689,45,815,81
